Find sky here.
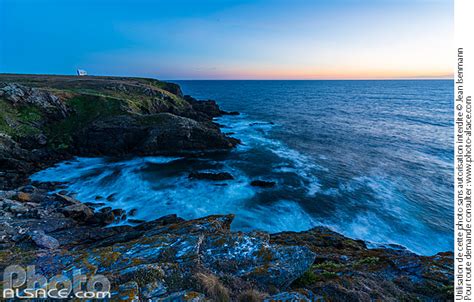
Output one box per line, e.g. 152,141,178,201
0,0,453,80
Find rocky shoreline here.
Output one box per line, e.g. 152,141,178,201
0,74,453,301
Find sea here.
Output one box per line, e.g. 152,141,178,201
31,80,453,255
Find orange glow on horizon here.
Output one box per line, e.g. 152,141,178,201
197,67,453,80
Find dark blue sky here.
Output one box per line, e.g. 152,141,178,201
0,0,452,79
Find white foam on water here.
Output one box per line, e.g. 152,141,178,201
324,175,452,255
217,114,325,197
31,157,107,183
31,155,257,223
232,199,318,233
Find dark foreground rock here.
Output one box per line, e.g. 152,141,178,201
0,185,453,301
250,180,276,188
222,111,240,116
76,113,238,155
0,186,316,299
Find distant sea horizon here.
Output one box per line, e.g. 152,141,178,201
0,72,454,81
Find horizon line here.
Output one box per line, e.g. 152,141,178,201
0,72,454,81
169,77,454,81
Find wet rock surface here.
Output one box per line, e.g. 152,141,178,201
30,229,60,249
250,180,276,188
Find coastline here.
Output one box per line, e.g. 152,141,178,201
0,74,453,301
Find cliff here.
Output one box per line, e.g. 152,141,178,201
0,74,238,189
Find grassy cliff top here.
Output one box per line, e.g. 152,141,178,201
0,74,193,150
0,73,183,97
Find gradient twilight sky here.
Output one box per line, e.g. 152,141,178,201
0,0,453,79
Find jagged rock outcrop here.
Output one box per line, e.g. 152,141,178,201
184,95,223,118
76,113,238,155
0,75,239,188
0,83,69,119
0,185,315,300
0,134,38,189
272,228,453,301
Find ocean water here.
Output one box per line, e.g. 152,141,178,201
31,80,453,255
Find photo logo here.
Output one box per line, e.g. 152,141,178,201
2,265,111,299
